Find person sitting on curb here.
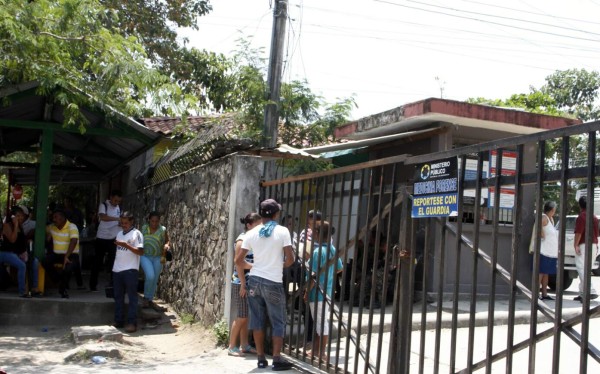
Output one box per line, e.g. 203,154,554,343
1,206,40,298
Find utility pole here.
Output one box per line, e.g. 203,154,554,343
263,0,287,149
262,0,288,184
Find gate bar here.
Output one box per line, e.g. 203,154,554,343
580,131,597,373
442,219,600,364
485,148,503,374
433,217,448,374
466,153,484,371
376,164,398,372
418,218,432,374
332,171,348,372
449,155,467,373
506,144,524,374
552,136,570,374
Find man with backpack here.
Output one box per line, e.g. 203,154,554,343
89,190,122,292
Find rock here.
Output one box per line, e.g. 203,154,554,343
64,342,123,362
71,326,123,344
140,308,162,322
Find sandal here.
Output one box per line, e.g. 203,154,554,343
242,345,257,354
227,347,244,357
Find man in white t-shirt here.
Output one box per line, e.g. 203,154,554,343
90,190,122,291
237,199,295,371
112,211,144,333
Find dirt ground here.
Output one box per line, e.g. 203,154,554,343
0,301,221,369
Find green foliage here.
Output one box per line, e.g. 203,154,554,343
180,313,197,325
468,68,600,121
281,159,334,177
212,319,229,347
467,91,564,117
1,2,351,146
540,69,600,121
100,0,212,65
219,39,355,150
0,0,198,127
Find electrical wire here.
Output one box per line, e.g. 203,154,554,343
402,0,600,37
374,0,600,42
458,0,600,25
295,3,600,55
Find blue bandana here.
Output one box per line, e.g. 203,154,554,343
259,220,277,238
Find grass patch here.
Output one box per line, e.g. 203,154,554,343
180,313,197,325
212,319,229,347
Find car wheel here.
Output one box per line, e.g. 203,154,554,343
548,272,573,291
593,255,600,276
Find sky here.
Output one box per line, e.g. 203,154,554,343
179,0,600,120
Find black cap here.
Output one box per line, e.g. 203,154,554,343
260,199,281,216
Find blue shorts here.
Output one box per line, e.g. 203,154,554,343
247,275,286,337
539,254,557,275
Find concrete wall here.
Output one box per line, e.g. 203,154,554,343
125,154,263,326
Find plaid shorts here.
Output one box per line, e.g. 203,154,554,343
232,283,249,318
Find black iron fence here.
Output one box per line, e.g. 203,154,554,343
262,120,600,373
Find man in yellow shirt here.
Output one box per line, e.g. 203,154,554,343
43,210,79,298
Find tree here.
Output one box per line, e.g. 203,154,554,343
468,68,600,122
541,69,600,121
217,39,356,149
100,0,212,66
0,0,219,129
467,91,563,116
468,68,600,213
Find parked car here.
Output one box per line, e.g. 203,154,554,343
548,215,600,291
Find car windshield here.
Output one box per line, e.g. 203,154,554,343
565,217,577,231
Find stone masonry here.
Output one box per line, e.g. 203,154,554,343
126,154,263,326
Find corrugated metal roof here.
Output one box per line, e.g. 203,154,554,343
0,82,161,185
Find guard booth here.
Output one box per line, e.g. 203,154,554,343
262,99,600,373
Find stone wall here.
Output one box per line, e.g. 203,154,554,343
125,154,263,326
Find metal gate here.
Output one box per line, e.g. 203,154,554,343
262,120,600,373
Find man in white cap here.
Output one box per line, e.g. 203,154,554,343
236,198,295,371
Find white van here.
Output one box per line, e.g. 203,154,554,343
549,215,600,291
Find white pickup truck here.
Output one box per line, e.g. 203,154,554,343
548,215,600,291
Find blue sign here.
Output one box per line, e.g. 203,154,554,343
412,157,458,218
412,193,458,217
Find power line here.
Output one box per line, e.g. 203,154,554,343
299,23,598,63
301,20,600,53
458,0,600,26
403,0,600,37
295,4,600,54
374,0,600,42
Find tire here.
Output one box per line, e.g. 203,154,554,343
548,272,574,291
593,255,600,276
